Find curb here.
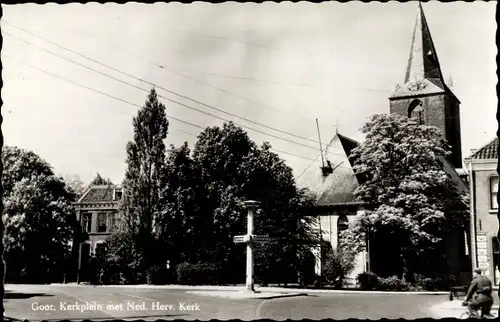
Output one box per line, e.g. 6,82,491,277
186,290,309,300
43,283,449,296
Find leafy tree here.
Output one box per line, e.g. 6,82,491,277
190,122,316,284
156,142,203,265
2,146,53,196
2,146,78,283
62,174,87,199
340,114,469,280
101,229,145,284
191,122,255,268
119,88,169,270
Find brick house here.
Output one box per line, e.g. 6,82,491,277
465,138,499,284
298,2,471,283
73,184,123,281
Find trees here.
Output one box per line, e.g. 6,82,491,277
341,114,469,280
89,173,113,186
62,174,87,199
116,88,169,275
2,146,78,283
190,122,316,284
156,142,203,265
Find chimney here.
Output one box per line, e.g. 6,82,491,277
321,160,334,177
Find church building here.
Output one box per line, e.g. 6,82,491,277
298,2,470,284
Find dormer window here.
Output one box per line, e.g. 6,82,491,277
408,99,424,125
113,188,123,201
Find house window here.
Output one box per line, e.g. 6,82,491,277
108,213,117,232
97,213,107,233
408,99,424,125
82,213,92,233
491,176,499,210
337,215,349,244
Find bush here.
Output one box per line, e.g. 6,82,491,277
322,248,356,289
146,264,176,285
414,274,454,291
357,272,455,291
357,272,379,290
377,275,410,291
176,262,222,285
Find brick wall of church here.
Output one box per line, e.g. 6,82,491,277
444,95,463,168
389,93,462,168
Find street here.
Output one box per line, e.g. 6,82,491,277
4,284,457,321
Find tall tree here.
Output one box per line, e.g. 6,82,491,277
120,88,169,269
190,122,316,283
156,142,203,264
341,114,469,280
2,146,78,283
192,122,256,267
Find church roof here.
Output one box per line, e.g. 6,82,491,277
297,133,361,206
469,138,499,160
391,2,459,103
297,130,469,206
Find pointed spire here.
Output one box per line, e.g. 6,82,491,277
404,2,445,89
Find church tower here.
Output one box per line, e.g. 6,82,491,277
389,2,463,169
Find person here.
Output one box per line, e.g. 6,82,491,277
462,268,494,318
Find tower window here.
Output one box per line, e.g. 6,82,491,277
408,99,424,125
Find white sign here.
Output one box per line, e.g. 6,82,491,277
252,235,271,243
233,235,248,243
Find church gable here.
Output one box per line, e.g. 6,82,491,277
297,133,361,206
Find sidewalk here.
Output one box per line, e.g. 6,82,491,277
48,283,449,295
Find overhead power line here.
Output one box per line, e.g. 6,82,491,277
2,53,317,162
1,24,338,147
1,53,200,132
3,28,345,157
72,23,394,93
1,20,325,125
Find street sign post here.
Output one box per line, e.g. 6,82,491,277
232,201,275,292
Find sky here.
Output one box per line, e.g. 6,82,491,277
1,1,497,185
